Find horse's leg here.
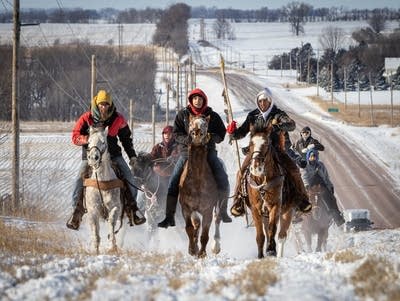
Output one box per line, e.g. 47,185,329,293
88,212,100,255
277,208,292,258
265,205,279,257
252,210,265,259
198,210,213,258
212,208,221,255
304,228,313,252
183,209,198,256
107,206,119,254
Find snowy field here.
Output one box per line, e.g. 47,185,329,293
1,19,400,300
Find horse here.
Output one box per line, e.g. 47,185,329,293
131,151,172,232
178,114,223,258
300,184,333,252
84,126,124,255
246,121,295,258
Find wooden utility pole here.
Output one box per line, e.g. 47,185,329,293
166,83,170,124
12,0,21,210
316,50,320,96
91,55,96,102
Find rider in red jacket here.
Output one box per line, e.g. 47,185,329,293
66,90,146,230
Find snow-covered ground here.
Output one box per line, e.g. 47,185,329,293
1,20,400,301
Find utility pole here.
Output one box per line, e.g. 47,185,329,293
118,23,123,63
91,55,96,102
11,0,20,210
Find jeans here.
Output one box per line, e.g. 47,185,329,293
207,149,229,193
167,150,229,197
71,160,88,207
71,156,137,207
167,154,188,197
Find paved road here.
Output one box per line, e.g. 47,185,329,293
203,69,400,229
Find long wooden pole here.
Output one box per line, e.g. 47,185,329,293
220,54,249,226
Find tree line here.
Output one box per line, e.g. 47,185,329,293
268,27,400,91
0,4,399,24
0,44,157,121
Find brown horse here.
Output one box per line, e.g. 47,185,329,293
246,122,295,258
301,184,333,252
178,114,223,258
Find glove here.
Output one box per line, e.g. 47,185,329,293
296,157,307,168
301,148,308,153
77,135,88,145
307,144,315,150
226,121,237,134
271,118,278,125
129,156,137,168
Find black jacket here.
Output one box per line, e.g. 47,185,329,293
231,105,295,150
173,106,226,153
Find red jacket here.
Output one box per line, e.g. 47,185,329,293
72,111,136,160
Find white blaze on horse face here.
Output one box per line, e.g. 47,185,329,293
190,117,208,145
250,135,265,177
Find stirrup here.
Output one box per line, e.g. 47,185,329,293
230,198,245,217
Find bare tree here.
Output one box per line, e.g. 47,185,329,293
368,10,386,34
319,26,346,53
213,17,235,40
283,1,312,36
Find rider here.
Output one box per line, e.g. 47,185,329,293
66,89,146,230
293,126,325,162
157,88,232,228
226,87,312,217
300,149,345,226
150,125,180,176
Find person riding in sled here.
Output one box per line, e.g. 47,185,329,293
300,149,345,226
292,126,325,166
150,125,180,177
66,89,146,230
158,88,232,228
226,87,312,217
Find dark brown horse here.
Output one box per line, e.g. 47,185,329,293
301,184,333,252
178,114,223,258
246,122,295,258
131,152,173,232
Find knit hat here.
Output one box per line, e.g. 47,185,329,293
162,125,173,134
301,126,311,134
94,90,112,106
306,149,318,162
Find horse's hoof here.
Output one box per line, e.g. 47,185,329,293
266,250,277,257
198,251,207,258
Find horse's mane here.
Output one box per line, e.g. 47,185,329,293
250,118,273,137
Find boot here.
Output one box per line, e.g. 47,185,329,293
219,198,232,223
158,195,177,228
230,170,246,217
66,193,86,230
123,187,146,226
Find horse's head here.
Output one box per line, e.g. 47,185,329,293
131,151,154,183
87,126,109,169
188,114,210,146
248,120,274,178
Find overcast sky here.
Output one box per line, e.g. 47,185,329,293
17,0,400,10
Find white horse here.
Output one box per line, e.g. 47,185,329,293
85,126,124,254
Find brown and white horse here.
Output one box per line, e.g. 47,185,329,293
178,114,223,258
